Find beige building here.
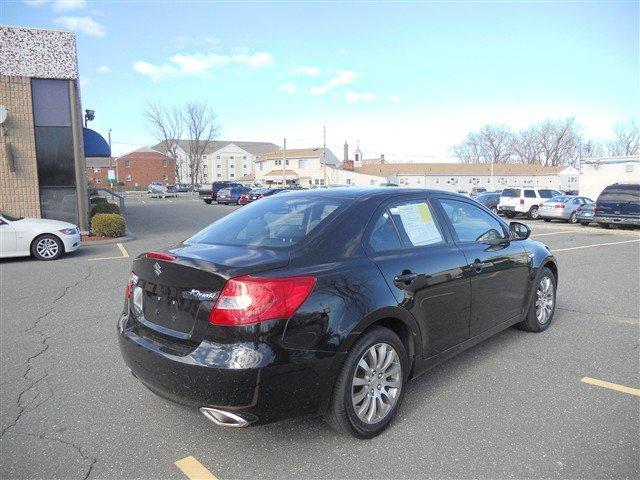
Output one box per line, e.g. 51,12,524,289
255,148,341,187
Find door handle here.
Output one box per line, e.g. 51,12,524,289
393,271,418,286
471,259,487,273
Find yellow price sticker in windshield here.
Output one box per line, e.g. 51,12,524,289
417,203,433,223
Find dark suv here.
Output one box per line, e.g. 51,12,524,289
198,182,243,204
593,182,640,228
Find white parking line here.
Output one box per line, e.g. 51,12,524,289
553,239,640,252
532,230,575,237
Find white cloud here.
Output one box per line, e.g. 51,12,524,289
387,95,401,103
97,65,110,74
292,65,320,76
24,0,47,6
79,76,90,87
132,51,273,81
345,91,377,103
310,70,358,95
52,0,86,11
278,82,297,94
336,48,349,56
171,35,219,50
53,16,105,37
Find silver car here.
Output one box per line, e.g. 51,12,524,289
539,195,594,223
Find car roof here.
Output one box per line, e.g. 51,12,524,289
275,187,467,201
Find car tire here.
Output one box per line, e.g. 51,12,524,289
490,206,498,214
569,212,578,224
31,234,64,261
528,206,540,220
325,327,408,439
543,218,551,222
517,266,556,333
580,221,590,226
504,212,515,218
599,222,611,229
204,200,212,205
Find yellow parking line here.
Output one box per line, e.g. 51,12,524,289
554,239,640,252
580,377,640,397
174,456,218,480
88,242,130,261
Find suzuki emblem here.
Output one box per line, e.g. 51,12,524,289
153,262,162,277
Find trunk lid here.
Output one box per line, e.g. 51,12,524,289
130,244,290,342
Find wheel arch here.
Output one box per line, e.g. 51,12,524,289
30,232,65,255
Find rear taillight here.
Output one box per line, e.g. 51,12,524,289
594,206,601,214
124,272,138,299
519,199,525,205
555,203,564,209
146,251,176,261
258,194,264,199
209,275,316,326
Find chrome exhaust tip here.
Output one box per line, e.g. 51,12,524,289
199,407,255,428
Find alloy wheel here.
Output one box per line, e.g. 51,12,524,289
569,212,577,223
535,276,555,325
530,207,539,219
36,237,59,259
351,343,402,424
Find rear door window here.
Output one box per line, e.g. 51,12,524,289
524,190,536,198
369,211,402,252
539,189,557,198
501,188,520,198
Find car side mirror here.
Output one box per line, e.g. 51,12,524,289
509,221,531,240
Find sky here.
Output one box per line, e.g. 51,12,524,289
2,0,638,161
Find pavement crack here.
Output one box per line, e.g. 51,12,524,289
11,432,97,479
2,266,92,438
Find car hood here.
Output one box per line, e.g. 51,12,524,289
13,218,78,230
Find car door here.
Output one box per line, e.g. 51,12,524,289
0,217,17,256
434,197,531,337
364,196,471,358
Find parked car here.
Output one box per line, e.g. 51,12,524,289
175,183,190,193
474,191,500,213
470,187,487,197
498,187,562,219
164,185,178,198
593,182,640,228
216,186,252,205
118,188,558,438
239,188,285,205
148,184,168,198
576,203,596,226
1,211,81,260
198,182,243,204
147,182,163,194
539,195,594,223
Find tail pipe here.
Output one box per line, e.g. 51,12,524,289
199,407,256,428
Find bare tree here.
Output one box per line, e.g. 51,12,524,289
142,101,184,182
531,118,582,167
511,128,542,165
183,100,219,186
452,125,512,164
607,121,639,156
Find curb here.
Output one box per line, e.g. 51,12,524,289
81,228,136,246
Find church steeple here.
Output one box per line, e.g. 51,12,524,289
354,141,362,166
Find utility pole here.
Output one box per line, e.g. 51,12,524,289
490,159,494,189
108,128,113,188
322,126,327,186
282,138,286,187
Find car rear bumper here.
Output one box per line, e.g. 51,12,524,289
62,233,81,252
593,215,640,226
539,210,569,219
498,204,527,214
117,314,343,425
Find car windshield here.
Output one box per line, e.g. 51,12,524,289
501,188,520,197
186,195,346,247
1,211,24,221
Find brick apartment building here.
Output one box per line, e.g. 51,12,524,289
116,147,175,188
86,158,112,186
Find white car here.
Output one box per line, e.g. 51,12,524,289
497,187,562,220
0,211,81,260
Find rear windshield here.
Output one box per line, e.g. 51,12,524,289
186,195,346,247
549,196,570,203
599,184,640,203
501,188,520,197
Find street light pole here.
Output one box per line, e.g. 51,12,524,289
282,138,286,187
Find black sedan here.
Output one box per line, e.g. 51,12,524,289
474,191,501,213
118,189,558,438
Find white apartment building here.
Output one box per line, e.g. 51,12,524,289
153,140,278,183
579,156,640,200
353,163,578,192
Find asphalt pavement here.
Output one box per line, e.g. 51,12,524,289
1,194,638,479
